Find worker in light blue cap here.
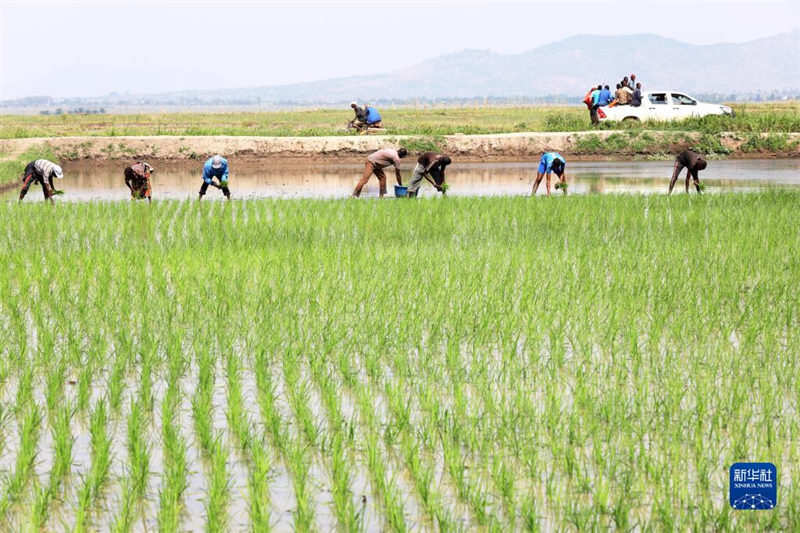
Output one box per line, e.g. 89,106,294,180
199,155,230,199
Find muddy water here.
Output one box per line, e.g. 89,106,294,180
9,159,800,200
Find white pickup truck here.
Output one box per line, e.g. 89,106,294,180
598,91,734,122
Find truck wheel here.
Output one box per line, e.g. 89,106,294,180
622,116,640,122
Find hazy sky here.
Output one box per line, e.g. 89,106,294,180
1,0,798,99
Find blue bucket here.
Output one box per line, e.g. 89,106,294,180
394,185,408,197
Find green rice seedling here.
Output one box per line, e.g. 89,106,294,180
247,438,272,532
283,357,319,447
44,356,67,414
113,395,153,533
112,478,137,533
75,400,113,532
491,457,516,524
519,490,540,533
225,350,273,531
30,401,75,529
286,438,315,532
126,396,151,498
330,432,362,531
157,378,189,533
138,347,155,413
204,437,231,533
363,427,406,532
14,364,34,416
0,403,42,518
107,352,128,413
0,405,6,459
191,352,215,456
74,353,95,416
225,350,252,454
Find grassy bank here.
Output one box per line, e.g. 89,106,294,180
0,194,798,530
1,102,798,139
0,145,58,188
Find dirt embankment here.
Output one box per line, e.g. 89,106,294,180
2,131,799,164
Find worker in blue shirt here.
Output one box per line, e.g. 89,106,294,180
199,155,231,199
598,85,614,106
532,152,567,196
365,105,382,127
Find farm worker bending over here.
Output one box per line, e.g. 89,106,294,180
365,105,382,127
407,152,451,197
124,161,154,202
199,155,231,200
532,152,567,196
350,101,367,128
19,159,63,204
669,149,707,195
352,147,407,198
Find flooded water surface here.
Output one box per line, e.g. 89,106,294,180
10,159,800,200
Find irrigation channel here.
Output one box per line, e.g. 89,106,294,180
7,159,800,200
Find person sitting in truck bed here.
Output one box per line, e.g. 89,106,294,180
598,85,614,107
631,83,643,107
609,83,633,107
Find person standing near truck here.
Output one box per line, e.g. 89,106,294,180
590,84,603,125
407,152,451,197
532,152,567,196
351,147,407,198
669,149,707,194
199,155,231,200
124,161,154,202
19,159,63,203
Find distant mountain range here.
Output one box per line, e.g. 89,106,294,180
4,31,798,110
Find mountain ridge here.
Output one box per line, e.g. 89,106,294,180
3,30,798,108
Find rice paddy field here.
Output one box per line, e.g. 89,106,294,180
1,193,799,531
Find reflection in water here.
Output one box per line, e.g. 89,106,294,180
11,159,800,201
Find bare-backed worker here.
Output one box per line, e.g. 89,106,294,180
669,149,707,194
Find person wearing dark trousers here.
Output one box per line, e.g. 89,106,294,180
199,155,230,199
590,84,602,125
19,159,63,204
669,149,707,194
407,152,451,196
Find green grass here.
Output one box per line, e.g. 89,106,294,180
0,194,798,530
1,102,797,139
0,145,59,187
